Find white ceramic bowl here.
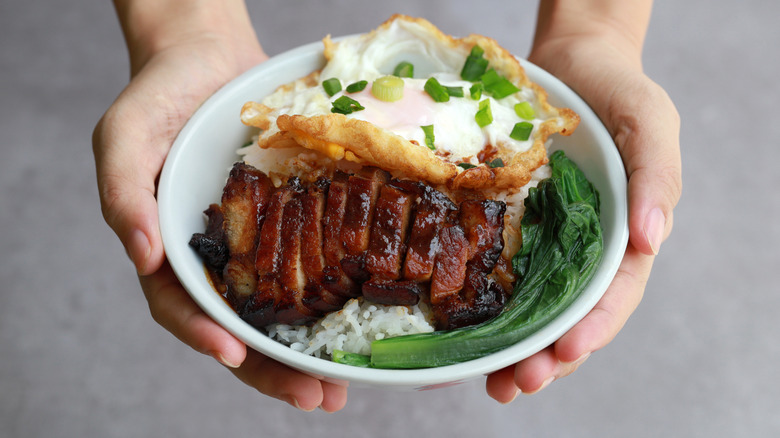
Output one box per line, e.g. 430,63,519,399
158,40,628,390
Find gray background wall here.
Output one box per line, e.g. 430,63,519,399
2,1,778,437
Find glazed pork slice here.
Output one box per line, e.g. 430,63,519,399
189,203,228,275
400,181,458,283
429,224,471,316
273,195,320,325
363,184,414,280
459,200,506,273
339,167,390,281
220,163,273,309
361,278,423,306
361,184,418,305
298,178,349,313
321,171,360,298
429,200,508,329
240,178,301,327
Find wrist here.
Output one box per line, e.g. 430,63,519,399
113,0,262,74
530,0,652,70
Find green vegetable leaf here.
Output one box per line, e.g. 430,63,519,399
331,350,372,367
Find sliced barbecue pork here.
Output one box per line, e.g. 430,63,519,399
192,163,512,331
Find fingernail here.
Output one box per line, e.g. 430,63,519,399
127,228,151,272
568,352,591,368
525,376,555,395
283,395,313,412
502,388,521,404
211,351,240,369
643,208,665,255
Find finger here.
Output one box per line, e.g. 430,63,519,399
92,110,168,275
485,365,520,403
610,80,682,256
319,380,349,413
513,346,558,394
139,262,247,368
553,246,653,363
231,350,327,412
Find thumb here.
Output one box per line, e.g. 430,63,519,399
609,79,682,255
93,110,167,276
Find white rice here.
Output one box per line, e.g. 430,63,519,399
266,298,435,358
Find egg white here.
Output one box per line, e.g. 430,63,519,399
259,18,545,165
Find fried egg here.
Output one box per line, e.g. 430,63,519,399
241,15,578,190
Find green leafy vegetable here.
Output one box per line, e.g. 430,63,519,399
350,150,603,368
332,350,371,367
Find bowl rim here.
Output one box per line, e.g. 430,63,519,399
159,39,628,389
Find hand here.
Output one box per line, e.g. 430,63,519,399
485,29,682,401
93,7,347,411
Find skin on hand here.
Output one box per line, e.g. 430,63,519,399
94,0,349,412
485,1,682,402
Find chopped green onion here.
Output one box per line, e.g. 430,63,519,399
421,125,436,150
514,101,536,120
346,80,368,93
510,121,534,141
480,69,520,99
487,157,505,168
322,77,342,97
445,86,464,98
461,45,489,81
458,162,477,170
470,83,484,100
475,98,493,127
393,61,414,78
371,76,404,102
424,77,450,102
241,140,253,148
331,95,364,114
